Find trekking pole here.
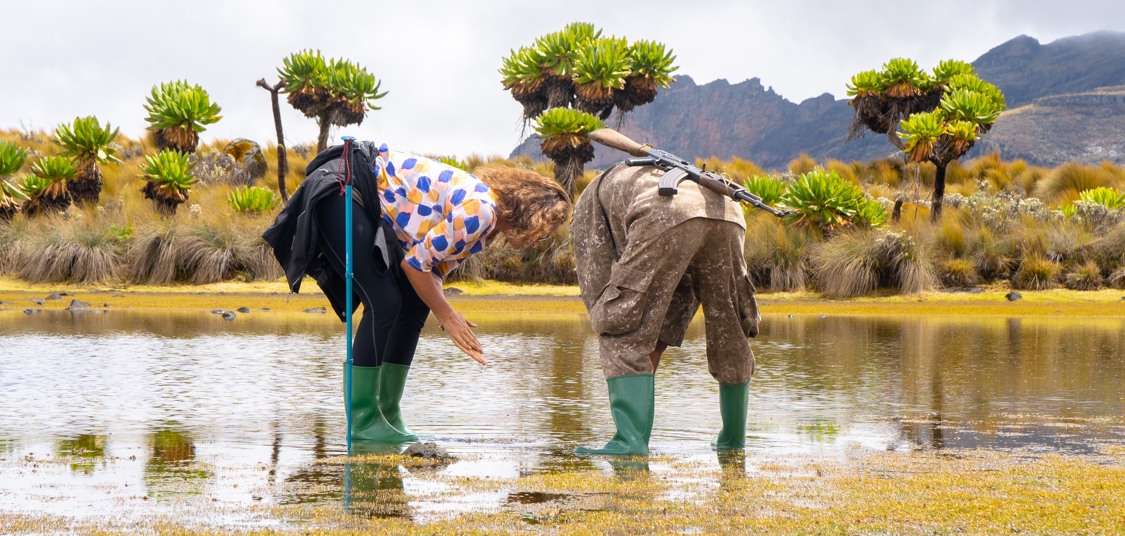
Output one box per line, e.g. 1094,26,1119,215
341,136,356,452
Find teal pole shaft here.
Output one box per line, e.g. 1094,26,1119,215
344,182,354,450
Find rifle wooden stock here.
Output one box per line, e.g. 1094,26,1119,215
588,128,650,157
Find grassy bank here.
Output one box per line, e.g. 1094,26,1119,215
3,276,1124,317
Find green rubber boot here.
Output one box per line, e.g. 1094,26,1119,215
575,374,654,456
346,364,416,443
712,380,750,451
377,363,419,439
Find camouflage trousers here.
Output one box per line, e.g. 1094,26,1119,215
583,218,760,384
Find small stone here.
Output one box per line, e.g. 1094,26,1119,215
304,307,327,314
0,300,11,305
252,495,262,501
1006,291,1023,301
29,298,45,305
68,299,91,309
59,291,73,296
787,314,794,318
237,307,250,313
103,303,110,307
261,308,271,311
45,293,62,300
211,309,225,315
403,441,454,461
222,311,237,321
818,315,826,319
443,287,464,296
23,309,33,315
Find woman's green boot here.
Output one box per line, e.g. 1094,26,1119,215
575,374,655,456
377,363,418,438
712,380,750,450
346,364,417,443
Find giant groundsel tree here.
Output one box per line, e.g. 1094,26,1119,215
56,116,120,206
500,22,677,198
277,50,387,152
846,59,1006,221
144,81,222,153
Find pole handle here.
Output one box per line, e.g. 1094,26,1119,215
588,128,651,157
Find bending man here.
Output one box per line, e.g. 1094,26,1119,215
572,162,760,455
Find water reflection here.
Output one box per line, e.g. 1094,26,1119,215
1,309,1124,524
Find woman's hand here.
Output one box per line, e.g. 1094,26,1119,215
400,258,488,366
439,310,486,365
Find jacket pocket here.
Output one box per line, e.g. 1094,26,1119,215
591,264,655,336
737,275,761,338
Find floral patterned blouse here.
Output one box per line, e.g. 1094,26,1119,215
374,144,498,278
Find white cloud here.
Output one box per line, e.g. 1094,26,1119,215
3,0,1124,158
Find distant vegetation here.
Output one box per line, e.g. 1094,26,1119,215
501,22,677,198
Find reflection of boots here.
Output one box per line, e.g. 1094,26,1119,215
346,364,417,443
378,363,418,438
712,381,750,450
576,374,654,456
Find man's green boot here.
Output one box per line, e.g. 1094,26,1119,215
712,380,750,450
377,363,419,439
576,374,654,456
346,364,416,443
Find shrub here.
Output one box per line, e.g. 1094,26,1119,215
1033,163,1115,205
139,150,196,216
743,175,785,207
810,230,879,297
144,81,222,153
227,186,280,214
1110,267,1125,289
1078,187,1125,210
1064,261,1103,291
18,221,122,284
1012,256,1059,290
781,168,878,232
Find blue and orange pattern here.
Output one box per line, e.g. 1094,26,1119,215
375,144,497,277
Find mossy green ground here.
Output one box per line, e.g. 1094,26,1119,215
3,276,1124,317
2,448,1122,534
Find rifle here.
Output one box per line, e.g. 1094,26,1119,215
588,128,791,218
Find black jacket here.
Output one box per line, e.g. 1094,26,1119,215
262,140,385,321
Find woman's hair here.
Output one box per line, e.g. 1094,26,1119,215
474,165,572,243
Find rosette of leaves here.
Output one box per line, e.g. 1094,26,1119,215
535,23,601,109
573,37,631,117
847,57,1006,221
144,81,222,153
1078,187,1125,210
227,186,280,214
23,156,77,217
55,116,121,206
779,169,870,233
0,141,28,221
500,46,548,120
743,175,786,208
535,107,604,197
616,40,677,112
139,150,196,216
277,50,387,151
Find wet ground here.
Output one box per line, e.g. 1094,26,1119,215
1,309,1123,532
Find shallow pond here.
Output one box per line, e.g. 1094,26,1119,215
1,309,1123,528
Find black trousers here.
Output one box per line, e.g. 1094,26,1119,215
315,193,430,367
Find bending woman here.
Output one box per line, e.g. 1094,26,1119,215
264,141,571,442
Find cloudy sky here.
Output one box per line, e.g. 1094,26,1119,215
4,1,1124,158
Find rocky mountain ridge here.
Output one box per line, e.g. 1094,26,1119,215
511,31,1125,170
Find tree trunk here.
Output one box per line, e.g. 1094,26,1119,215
931,162,947,222
891,198,903,223
316,114,331,153
256,79,290,202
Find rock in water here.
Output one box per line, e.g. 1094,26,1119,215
237,307,250,313
23,309,33,315
29,298,45,306
1006,291,1023,301
403,442,454,461
68,299,90,309
224,139,268,180
45,293,62,300
211,309,225,315
222,311,237,321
